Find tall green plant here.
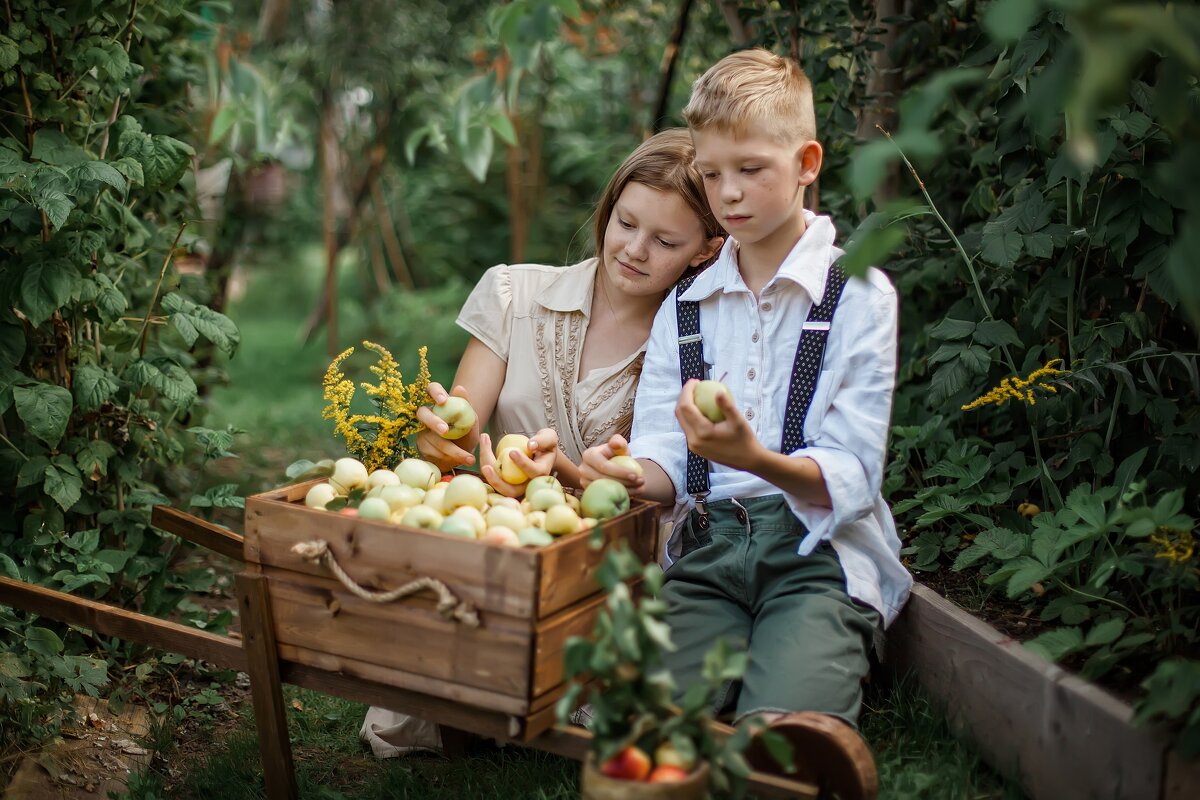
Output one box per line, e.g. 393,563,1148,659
1,0,239,750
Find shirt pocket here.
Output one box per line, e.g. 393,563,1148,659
802,367,843,442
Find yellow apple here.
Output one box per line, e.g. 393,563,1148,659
581,478,630,520
394,458,441,489
694,379,733,423
378,484,424,512
486,505,527,533
329,457,369,494
439,515,477,539
422,485,448,514
400,505,443,530
544,504,581,536
305,483,338,509
450,505,487,537
609,455,644,479
482,526,521,547
494,433,531,485
529,487,567,512
444,474,489,511
488,494,521,510
431,396,477,440
565,493,581,514
517,527,554,547
367,469,401,490
357,497,392,521
525,475,562,497
527,510,546,529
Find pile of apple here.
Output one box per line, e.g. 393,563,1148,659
301,450,631,548
599,740,698,785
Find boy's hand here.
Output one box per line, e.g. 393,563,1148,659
580,434,646,493
478,430,558,497
415,382,477,471
676,379,764,472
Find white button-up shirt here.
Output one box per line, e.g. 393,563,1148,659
629,212,912,626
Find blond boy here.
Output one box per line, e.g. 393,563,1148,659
581,49,911,796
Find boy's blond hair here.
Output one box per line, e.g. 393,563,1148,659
682,48,816,144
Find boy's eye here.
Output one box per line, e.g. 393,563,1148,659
742,167,760,175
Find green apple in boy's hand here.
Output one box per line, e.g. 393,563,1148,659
694,379,733,423
431,396,477,439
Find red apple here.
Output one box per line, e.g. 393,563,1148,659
647,765,690,783
338,507,358,517
599,746,652,781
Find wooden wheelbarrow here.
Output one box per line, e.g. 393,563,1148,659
0,484,823,799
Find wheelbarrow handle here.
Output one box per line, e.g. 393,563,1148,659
151,505,244,563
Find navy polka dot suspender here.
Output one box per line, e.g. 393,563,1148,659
674,263,850,524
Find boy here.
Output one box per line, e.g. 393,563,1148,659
580,49,912,797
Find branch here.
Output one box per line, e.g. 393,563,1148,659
651,0,695,134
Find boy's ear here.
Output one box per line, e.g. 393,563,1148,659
795,140,823,187
690,235,725,267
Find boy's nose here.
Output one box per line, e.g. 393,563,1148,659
720,180,742,204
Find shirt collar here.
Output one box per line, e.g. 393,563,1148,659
677,210,843,304
536,258,599,314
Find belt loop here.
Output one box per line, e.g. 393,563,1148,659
693,491,710,529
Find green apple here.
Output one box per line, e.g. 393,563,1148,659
305,483,338,509
581,478,631,520
529,487,567,512
439,515,477,539
486,505,527,533
444,473,489,511
544,504,581,536
609,455,644,479
379,484,424,512
525,475,562,498
431,396,477,440
422,485,448,514
654,741,696,772
526,510,546,529
395,458,441,490
329,457,369,494
487,494,521,510
694,379,733,423
400,505,443,530
367,469,401,490
450,505,487,537
482,526,521,547
517,527,554,547
357,497,392,521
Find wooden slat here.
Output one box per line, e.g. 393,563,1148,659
888,584,1165,800
151,505,245,562
531,588,614,696
276,642,531,716
236,573,298,800
244,495,540,618
535,499,658,619
0,576,247,671
267,574,532,696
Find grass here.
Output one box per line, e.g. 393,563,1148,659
147,249,1028,798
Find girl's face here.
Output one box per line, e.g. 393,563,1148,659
600,181,721,299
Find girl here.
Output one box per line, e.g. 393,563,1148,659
360,128,723,756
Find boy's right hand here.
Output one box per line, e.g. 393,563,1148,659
415,382,477,471
580,434,645,493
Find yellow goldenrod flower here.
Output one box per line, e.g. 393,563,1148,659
321,341,432,470
961,359,1069,411
1150,526,1195,566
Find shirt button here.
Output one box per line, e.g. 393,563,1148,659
745,408,755,420
761,302,773,312
751,331,759,343
747,368,756,381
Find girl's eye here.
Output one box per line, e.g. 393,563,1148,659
618,218,633,229
702,173,718,181
657,239,677,249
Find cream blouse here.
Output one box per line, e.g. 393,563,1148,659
456,259,646,464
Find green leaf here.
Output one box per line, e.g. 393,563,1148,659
73,364,120,412
1085,619,1126,647
76,439,117,481
973,320,1023,348
1005,556,1051,598
44,460,83,510
0,553,20,579
25,627,65,657
0,34,18,71
14,382,73,447
929,360,970,405
1025,627,1084,663
91,273,128,320
189,484,245,509
981,226,1023,267
486,108,518,147
71,160,128,196
20,260,80,325
112,157,144,187
0,144,29,179
160,293,240,357
984,0,1040,42
34,188,74,230
461,122,494,183
94,549,131,573
30,130,89,166
144,135,194,190
841,209,911,277
128,358,197,409
0,318,25,367
85,42,130,79
17,455,50,489
929,318,976,341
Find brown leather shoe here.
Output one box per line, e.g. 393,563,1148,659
743,712,879,800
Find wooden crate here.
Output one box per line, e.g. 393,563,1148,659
243,480,658,740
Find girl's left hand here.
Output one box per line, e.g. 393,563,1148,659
478,430,558,497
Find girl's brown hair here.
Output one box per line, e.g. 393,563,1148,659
592,128,722,259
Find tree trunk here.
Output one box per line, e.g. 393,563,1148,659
320,94,339,356
856,0,905,205
718,0,752,46
257,0,292,42
651,0,695,134
371,180,414,289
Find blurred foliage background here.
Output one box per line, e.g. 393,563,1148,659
3,0,1199,779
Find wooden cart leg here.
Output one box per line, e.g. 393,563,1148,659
236,573,299,800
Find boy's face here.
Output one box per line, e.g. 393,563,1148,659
692,126,821,252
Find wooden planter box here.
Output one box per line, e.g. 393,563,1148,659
243,480,658,741
887,584,1199,800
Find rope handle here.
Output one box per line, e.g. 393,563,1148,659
290,540,480,627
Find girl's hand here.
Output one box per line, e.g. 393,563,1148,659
415,383,477,471
478,432,524,497
579,434,646,493
515,427,559,478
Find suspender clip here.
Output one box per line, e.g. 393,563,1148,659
693,491,710,529
678,333,703,345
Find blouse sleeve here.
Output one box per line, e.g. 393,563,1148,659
456,264,513,361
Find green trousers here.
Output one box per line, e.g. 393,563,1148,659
662,495,880,726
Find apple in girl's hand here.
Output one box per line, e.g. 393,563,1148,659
444,474,489,511
431,396,477,440
581,478,631,520
329,457,369,493
305,483,338,509
609,455,644,479
357,497,392,521
395,458,441,489
401,505,443,530
693,379,733,423
494,434,532,485
599,746,652,781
